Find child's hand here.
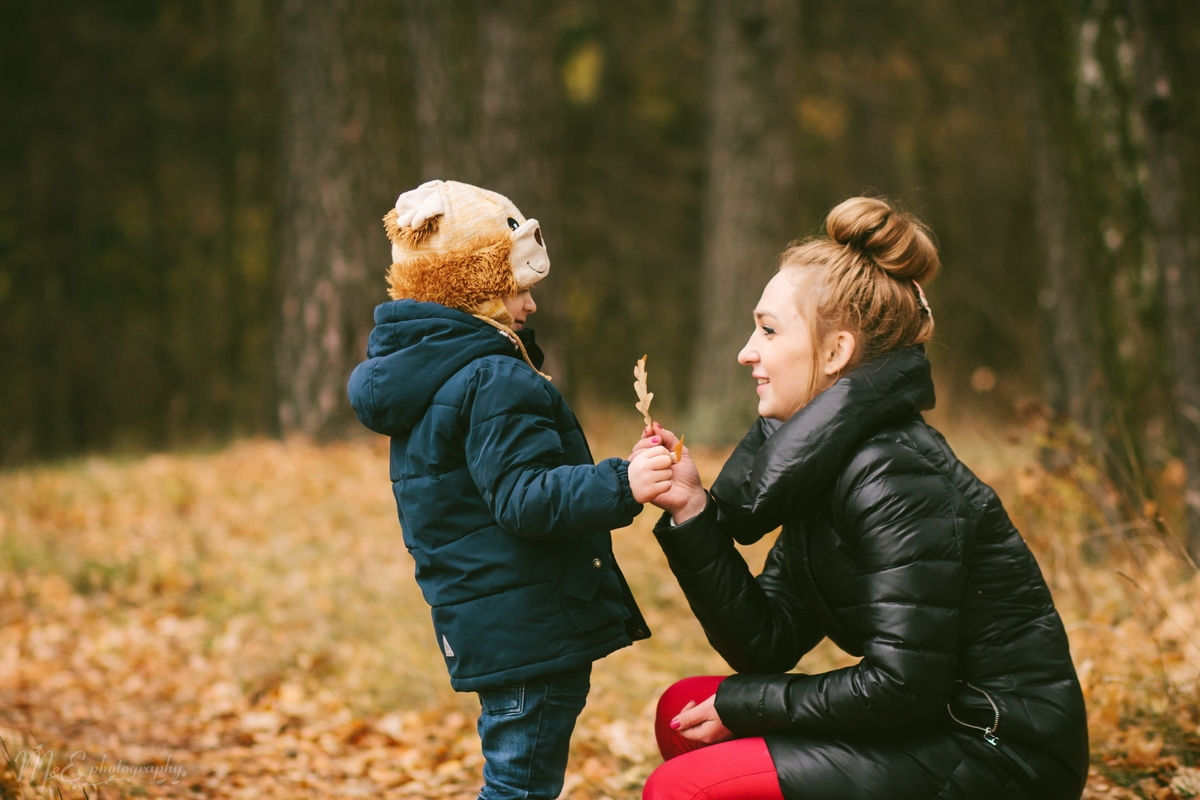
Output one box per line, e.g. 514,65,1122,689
628,446,674,504
628,426,662,460
644,423,707,523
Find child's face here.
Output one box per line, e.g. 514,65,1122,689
503,290,537,330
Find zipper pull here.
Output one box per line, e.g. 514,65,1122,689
984,729,1040,782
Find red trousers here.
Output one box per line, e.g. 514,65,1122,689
643,676,785,800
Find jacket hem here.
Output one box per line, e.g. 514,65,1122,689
447,632,632,692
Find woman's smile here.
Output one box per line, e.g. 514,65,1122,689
738,273,819,420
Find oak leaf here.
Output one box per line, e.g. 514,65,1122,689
633,355,653,427
634,355,684,463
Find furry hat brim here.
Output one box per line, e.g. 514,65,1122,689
384,214,519,312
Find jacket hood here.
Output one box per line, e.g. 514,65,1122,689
347,300,545,436
711,344,936,543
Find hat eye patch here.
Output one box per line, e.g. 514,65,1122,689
509,218,550,281
507,217,520,231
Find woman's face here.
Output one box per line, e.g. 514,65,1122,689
738,272,854,421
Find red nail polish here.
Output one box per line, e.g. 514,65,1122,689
652,437,660,444
669,720,681,730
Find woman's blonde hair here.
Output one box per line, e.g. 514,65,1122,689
780,196,939,406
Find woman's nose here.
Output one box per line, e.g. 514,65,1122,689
738,339,757,365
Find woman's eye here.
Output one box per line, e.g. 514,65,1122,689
761,325,776,335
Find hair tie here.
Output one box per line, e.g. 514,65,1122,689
913,280,932,319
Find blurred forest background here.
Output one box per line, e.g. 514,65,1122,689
3,0,1200,560
4,3,1200,798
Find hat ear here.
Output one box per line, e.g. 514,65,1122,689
384,182,445,248
384,207,439,249
395,182,445,228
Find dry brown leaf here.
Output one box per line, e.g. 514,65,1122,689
0,427,1196,799
634,355,686,464
633,355,653,427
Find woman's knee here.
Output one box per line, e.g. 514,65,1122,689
654,676,727,761
643,738,783,800
642,761,679,800
655,676,726,722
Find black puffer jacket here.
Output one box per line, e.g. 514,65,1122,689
654,346,1088,800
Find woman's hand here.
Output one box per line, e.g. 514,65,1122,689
628,425,661,460
670,694,733,745
628,446,674,504
633,423,707,523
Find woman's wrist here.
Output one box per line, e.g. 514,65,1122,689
671,490,709,525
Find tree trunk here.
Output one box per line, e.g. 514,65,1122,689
403,0,480,183
401,0,567,384
276,0,405,436
689,0,798,443
1009,0,1108,438
474,0,568,384
1129,0,1200,563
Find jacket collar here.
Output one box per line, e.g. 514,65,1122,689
357,300,543,434
515,327,546,371
711,345,936,543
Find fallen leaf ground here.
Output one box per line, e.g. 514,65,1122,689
0,408,1196,799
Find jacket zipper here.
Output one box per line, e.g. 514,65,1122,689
946,682,1040,782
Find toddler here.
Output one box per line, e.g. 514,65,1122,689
348,180,671,800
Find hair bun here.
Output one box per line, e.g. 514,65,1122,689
825,197,939,283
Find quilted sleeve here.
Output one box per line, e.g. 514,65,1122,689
654,499,823,674
715,440,969,737
463,360,642,539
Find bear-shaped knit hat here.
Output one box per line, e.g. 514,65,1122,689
383,180,550,327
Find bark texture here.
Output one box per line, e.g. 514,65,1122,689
474,0,567,383
404,0,480,183
689,0,798,442
1010,0,1108,438
276,0,405,436
1129,0,1200,562
402,0,567,384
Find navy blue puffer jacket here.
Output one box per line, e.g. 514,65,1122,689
348,300,650,692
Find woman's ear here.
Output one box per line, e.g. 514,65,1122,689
822,331,856,376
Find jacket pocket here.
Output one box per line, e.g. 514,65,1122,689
557,543,627,633
558,545,610,602
480,684,525,717
565,594,627,632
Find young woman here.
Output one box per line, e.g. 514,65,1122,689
630,197,1088,800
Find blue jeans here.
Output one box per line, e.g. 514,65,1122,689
475,665,592,800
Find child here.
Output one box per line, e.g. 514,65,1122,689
347,180,669,800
